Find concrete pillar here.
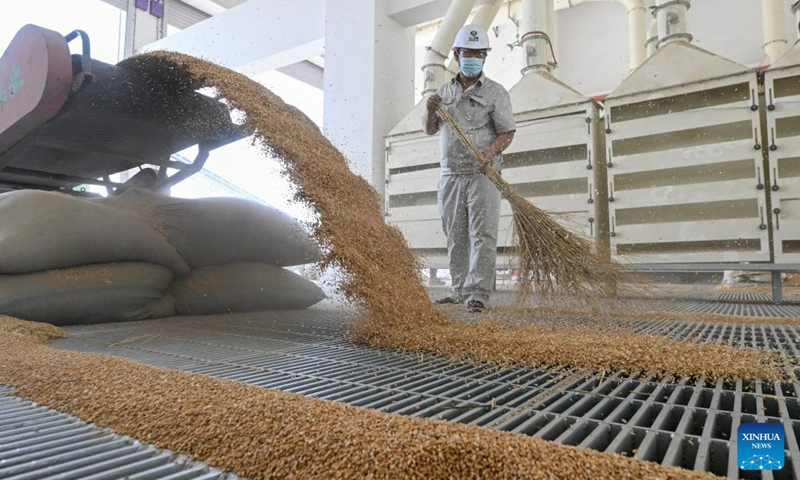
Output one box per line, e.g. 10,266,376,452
125,0,168,58
323,0,415,197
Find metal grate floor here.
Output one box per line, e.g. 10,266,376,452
471,287,800,317
0,384,243,480
635,299,800,318
625,290,800,306
32,302,800,479
488,282,800,306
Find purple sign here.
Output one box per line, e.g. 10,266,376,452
135,0,148,11
149,0,164,18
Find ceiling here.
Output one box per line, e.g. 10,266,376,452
208,0,249,9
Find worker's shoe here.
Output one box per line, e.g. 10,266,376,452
435,294,464,305
466,300,485,313
428,277,446,286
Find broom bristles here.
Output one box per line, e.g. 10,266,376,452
435,105,626,305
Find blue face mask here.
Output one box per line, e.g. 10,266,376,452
459,57,484,78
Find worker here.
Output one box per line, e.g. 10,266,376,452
422,24,516,313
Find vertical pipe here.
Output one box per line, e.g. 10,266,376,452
792,1,800,40
624,1,647,70
654,0,692,48
519,0,554,74
762,0,788,64
421,0,478,95
160,0,170,39
591,103,610,259
547,0,557,70
645,17,658,58
470,0,506,36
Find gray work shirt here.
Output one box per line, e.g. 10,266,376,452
435,73,516,175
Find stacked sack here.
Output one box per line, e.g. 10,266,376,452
0,189,325,325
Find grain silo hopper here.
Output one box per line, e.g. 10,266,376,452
764,39,800,263
602,1,768,265
504,71,607,252
0,24,244,196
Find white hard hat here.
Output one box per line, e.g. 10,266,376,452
453,24,491,51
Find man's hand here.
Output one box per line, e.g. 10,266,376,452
423,94,443,135
426,94,442,113
479,149,495,173
479,131,515,172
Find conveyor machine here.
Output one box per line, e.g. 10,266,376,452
0,24,244,196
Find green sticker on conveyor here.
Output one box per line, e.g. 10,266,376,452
9,67,23,96
0,66,23,106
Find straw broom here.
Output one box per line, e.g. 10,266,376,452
435,104,625,304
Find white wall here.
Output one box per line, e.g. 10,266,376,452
688,0,794,66
413,0,800,99
324,0,416,196
556,2,629,96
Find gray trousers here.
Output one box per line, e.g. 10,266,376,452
438,173,501,304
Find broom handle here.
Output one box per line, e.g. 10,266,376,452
434,104,517,200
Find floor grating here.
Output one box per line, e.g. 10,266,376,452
633,291,800,305
32,304,800,479
0,385,243,480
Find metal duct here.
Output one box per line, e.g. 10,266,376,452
421,0,478,95
618,0,647,69
645,17,658,58
762,0,788,64
519,0,554,74
654,0,692,48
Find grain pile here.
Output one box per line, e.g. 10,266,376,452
0,315,67,344
0,316,720,480
350,310,786,381
119,52,446,328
